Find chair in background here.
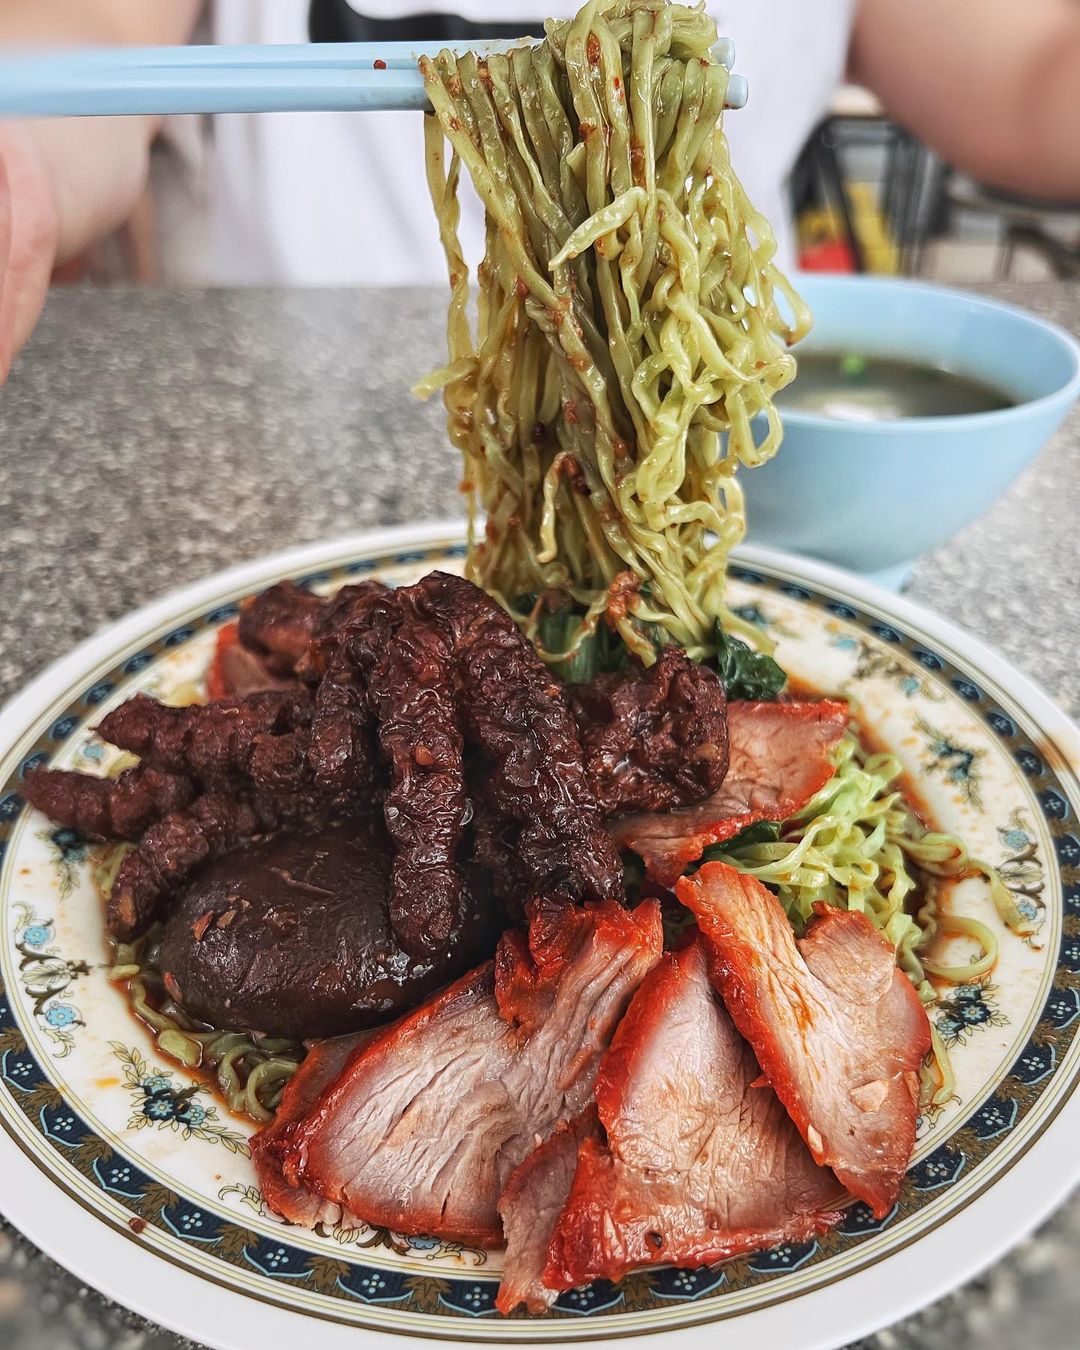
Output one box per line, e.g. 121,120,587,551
791,85,942,276
942,181,1080,280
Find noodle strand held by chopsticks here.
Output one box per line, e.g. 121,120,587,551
417,0,810,663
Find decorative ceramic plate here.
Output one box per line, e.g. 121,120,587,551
1,523,1078,1350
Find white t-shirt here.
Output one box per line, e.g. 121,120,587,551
183,0,855,284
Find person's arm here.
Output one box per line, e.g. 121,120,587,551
849,0,1080,200
0,1,201,381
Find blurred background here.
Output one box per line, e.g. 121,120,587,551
92,76,1080,291
10,0,1079,303
791,90,1080,283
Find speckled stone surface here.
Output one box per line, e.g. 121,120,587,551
0,281,1077,1349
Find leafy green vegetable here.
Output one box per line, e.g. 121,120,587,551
521,594,787,697
530,595,667,683
621,850,646,894
699,821,781,864
840,352,867,378
533,604,602,682
713,624,787,701
661,898,696,948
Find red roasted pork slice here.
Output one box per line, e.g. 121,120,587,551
251,1031,370,1230
679,863,930,1217
268,898,663,1246
207,620,298,698
611,700,849,886
495,1107,597,1315
498,938,845,1307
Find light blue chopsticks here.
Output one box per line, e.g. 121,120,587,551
0,39,746,117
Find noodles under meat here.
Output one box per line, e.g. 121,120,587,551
710,736,1037,1105
417,0,809,663
92,789,305,1125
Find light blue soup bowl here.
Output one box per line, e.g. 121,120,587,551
743,274,1080,588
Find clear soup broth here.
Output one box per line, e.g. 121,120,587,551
777,351,1015,423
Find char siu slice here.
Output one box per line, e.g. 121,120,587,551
495,1107,597,1315
497,939,844,1308
611,700,848,886
269,898,663,1246
251,1031,370,1230
679,863,930,1217
207,621,296,698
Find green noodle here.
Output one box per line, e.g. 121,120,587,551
926,1022,956,1108
418,0,808,662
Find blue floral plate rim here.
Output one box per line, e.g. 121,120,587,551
0,522,1078,1350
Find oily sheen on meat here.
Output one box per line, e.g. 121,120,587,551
611,700,849,885
497,938,846,1311
679,863,931,1217
158,811,498,1039
258,898,663,1245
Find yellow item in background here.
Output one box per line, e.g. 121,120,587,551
797,182,900,274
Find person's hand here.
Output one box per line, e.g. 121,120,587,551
0,122,59,384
